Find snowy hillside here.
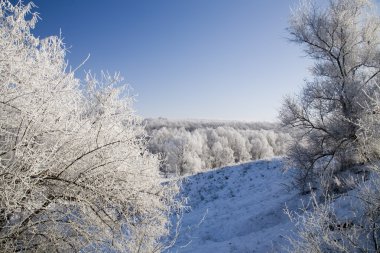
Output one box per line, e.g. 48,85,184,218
167,158,304,253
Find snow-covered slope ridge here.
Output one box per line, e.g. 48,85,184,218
168,158,302,253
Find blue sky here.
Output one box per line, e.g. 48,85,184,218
31,0,312,122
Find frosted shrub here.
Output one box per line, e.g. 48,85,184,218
0,1,181,252
287,184,380,253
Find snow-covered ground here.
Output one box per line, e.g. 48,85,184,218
167,158,305,253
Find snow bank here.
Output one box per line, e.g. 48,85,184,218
167,158,304,253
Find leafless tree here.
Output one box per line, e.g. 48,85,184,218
280,0,380,192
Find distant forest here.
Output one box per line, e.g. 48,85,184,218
145,118,292,175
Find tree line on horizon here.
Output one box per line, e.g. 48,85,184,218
145,119,292,175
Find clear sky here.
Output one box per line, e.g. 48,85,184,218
30,0,313,122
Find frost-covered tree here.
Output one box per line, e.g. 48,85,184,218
0,1,181,252
286,68,380,253
210,141,234,168
215,127,251,163
280,0,380,192
248,132,274,160
148,125,291,175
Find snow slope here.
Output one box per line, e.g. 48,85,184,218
167,158,304,253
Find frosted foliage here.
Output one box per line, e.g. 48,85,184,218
0,1,180,252
287,86,380,253
287,186,380,253
249,133,274,160
211,141,234,168
148,124,292,175
358,87,380,161
283,0,380,251
280,0,380,192
215,127,251,162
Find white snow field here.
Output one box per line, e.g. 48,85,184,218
167,158,304,253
